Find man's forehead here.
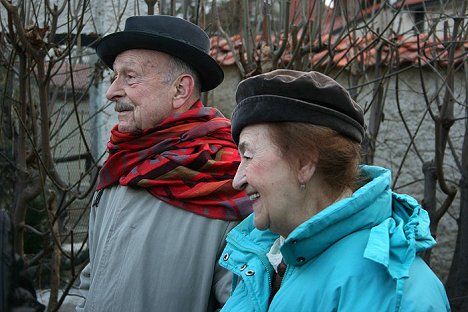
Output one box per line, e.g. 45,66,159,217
116,49,169,61
113,49,169,69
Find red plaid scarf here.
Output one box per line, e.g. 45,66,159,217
97,101,252,221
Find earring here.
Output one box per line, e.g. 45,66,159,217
300,184,306,190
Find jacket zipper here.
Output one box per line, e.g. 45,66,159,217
226,236,273,292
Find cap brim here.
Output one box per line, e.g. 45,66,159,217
231,95,365,144
96,31,224,92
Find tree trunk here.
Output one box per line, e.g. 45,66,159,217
421,160,437,264
47,192,61,312
445,69,468,312
364,46,384,165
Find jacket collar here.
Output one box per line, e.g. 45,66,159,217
281,165,393,266
228,165,435,279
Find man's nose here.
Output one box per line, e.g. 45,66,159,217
106,78,125,101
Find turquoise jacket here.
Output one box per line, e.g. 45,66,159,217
219,166,450,312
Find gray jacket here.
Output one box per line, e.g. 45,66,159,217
77,185,237,312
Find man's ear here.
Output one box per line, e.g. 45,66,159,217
172,74,195,110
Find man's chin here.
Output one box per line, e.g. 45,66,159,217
117,123,137,133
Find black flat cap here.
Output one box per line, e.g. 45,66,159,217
96,15,224,92
231,69,365,144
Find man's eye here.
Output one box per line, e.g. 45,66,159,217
242,154,252,160
126,75,137,83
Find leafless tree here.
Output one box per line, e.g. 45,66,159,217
0,0,101,310
1,0,466,311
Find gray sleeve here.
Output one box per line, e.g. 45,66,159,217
212,221,238,306
75,192,98,312
75,262,90,312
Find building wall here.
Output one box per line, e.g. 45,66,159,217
204,65,242,117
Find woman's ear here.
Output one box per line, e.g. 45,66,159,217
297,151,318,185
298,160,316,185
172,74,195,110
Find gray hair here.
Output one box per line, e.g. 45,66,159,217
163,56,202,95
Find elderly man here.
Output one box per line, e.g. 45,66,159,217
76,15,251,312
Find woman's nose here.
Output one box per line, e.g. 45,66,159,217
232,166,247,190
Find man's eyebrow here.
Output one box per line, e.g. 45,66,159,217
238,141,247,154
113,60,138,72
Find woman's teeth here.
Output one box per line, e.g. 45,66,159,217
249,193,260,201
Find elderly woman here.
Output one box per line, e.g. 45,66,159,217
219,70,450,311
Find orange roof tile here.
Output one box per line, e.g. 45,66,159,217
209,33,467,69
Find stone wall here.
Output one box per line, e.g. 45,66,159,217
204,66,242,118
359,69,463,282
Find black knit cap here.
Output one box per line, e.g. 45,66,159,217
231,69,365,144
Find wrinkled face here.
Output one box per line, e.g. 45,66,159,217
233,124,301,235
106,50,176,133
